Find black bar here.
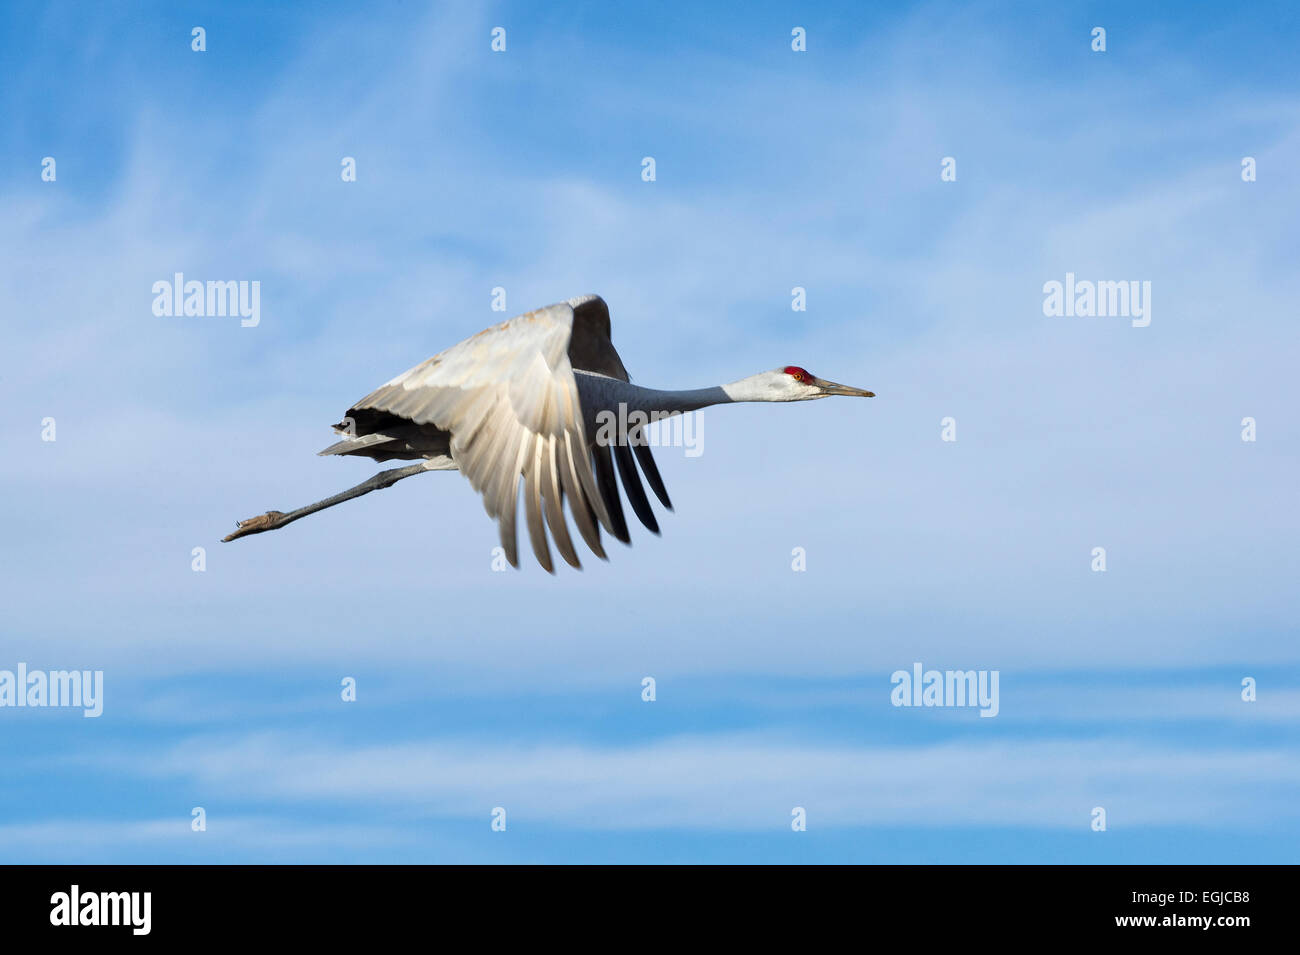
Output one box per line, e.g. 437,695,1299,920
0,864,1285,940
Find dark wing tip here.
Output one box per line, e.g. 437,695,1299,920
613,442,659,535
632,442,672,510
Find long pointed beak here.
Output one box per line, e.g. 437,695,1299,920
814,376,874,397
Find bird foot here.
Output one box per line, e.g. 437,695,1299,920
222,510,287,542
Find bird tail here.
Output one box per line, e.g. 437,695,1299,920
317,432,397,457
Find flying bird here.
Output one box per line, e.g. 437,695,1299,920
224,295,874,571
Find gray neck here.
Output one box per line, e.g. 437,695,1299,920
576,373,735,417
636,385,733,415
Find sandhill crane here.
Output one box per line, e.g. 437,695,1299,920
223,295,874,571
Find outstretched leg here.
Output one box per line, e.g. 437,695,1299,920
223,462,433,542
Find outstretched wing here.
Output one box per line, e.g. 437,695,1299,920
344,295,651,571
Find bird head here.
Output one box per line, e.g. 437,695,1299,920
735,365,875,401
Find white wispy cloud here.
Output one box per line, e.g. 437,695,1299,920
62,729,1300,831
0,815,414,862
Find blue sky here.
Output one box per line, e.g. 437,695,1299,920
1,0,1298,863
